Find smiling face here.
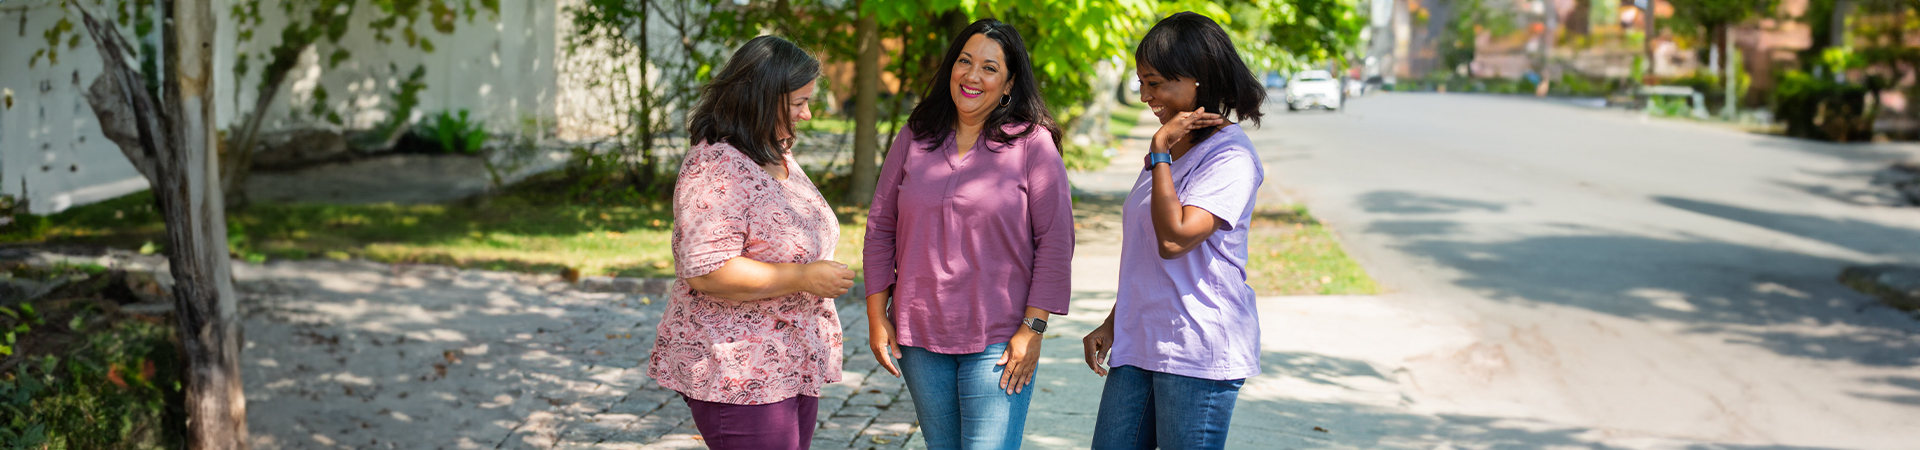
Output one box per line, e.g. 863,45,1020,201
949,33,1014,124
775,82,817,145
1136,62,1198,125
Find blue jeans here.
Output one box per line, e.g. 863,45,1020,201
1090,365,1245,450
897,342,1032,450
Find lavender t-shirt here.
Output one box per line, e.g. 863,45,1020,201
1109,124,1264,381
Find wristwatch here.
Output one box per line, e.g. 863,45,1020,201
1144,152,1172,170
1022,317,1048,334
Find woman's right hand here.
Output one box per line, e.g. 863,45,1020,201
1082,318,1116,377
799,260,856,299
869,314,904,377
1150,107,1226,153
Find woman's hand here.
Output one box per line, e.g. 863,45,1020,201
998,326,1044,394
1151,107,1226,153
868,311,904,377
798,260,856,299
1082,316,1116,377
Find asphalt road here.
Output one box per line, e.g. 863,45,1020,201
1232,93,1920,449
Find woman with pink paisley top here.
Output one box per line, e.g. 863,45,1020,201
646,35,854,450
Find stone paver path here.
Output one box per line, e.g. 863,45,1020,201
236,260,918,450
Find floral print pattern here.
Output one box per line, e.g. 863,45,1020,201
648,141,843,405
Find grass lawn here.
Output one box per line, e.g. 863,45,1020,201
3,173,871,280
1247,205,1380,296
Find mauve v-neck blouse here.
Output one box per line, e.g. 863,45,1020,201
863,123,1074,354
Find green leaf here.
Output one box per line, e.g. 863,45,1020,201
0,306,17,319
328,49,351,68
68,314,85,332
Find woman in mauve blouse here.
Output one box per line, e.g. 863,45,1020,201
863,19,1073,449
647,36,854,450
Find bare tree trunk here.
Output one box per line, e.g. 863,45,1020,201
76,2,248,448
847,5,881,205
162,1,247,447
635,0,659,193
1568,0,1591,36
220,63,295,210
1645,0,1657,81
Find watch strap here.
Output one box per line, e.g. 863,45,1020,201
1144,152,1172,170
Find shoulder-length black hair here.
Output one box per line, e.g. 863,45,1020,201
1137,12,1266,142
688,35,821,166
905,19,1060,152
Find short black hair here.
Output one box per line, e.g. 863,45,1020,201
688,35,821,166
906,19,1060,152
1137,12,1265,142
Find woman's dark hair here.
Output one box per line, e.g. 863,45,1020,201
1137,12,1266,142
905,19,1060,151
688,35,821,166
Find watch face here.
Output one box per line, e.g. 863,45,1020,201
1026,318,1047,333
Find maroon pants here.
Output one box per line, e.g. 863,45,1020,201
682,393,819,450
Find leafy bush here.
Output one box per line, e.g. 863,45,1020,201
1061,143,1114,172
1773,70,1873,142
3,286,184,450
560,146,650,205
0,195,49,241
416,109,489,155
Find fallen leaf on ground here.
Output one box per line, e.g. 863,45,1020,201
433,363,447,378
872,437,893,444
1313,426,1329,433
443,350,461,364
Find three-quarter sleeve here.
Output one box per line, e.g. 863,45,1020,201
1023,131,1074,315
673,148,759,279
862,131,917,294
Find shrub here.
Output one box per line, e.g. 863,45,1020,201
1773,70,1873,142
417,109,489,155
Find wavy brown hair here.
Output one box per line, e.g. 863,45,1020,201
688,35,821,166
905,19,1060,152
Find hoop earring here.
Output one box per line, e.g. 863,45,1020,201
999,95,1012,107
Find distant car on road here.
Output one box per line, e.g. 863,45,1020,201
1265,71,1287,89
1286,70,1342,111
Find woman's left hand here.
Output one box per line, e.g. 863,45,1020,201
997,327,1043,395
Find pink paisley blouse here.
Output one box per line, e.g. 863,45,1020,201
647,141,844,405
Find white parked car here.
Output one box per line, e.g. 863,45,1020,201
1285,70,1343,111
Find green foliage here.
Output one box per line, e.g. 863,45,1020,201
1240,0,1366,68
1061,143,1115,172
0,195,50,242
1442,0,1516,74
229,0,497,132
562,146,649,205
418,109,488,155
0,319,184,450
1647,95,1694,117
1665,0,1776,36
563,0,762,195
1773,70,1874,141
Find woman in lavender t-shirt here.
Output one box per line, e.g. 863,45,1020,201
1081,12,1268,450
